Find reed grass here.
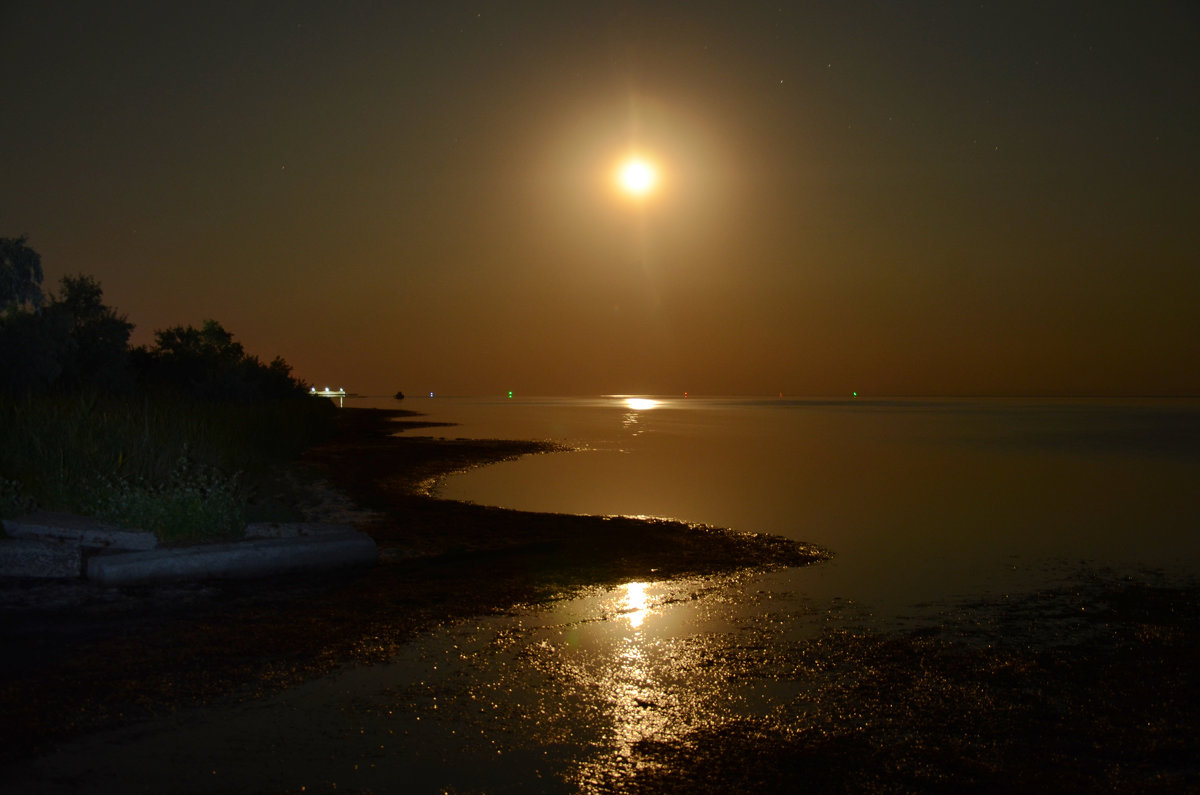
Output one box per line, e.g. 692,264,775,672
0,391,335,540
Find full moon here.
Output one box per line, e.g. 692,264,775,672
617,158,657,196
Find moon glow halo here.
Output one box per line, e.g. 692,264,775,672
616,158,658,197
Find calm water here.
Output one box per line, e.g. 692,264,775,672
419,395,1200,614
14,396,1200,792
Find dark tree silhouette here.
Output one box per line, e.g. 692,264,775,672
134,319,307,401
0,235,44,315
0,237,64,395
48,274,134,391
0,267,135,396
1,236,306,401
0,309,69,395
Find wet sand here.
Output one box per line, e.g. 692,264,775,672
2,407,1198,791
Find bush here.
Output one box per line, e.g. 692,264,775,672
83,455,245,543
0,238,336,539
0,391,336,540
0,477,34,520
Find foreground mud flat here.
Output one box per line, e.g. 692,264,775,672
2,409,1197,792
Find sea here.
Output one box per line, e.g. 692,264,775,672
14,395,1200,792
414,394,1200,617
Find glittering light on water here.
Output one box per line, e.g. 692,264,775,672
624,398,660,411
623,581,651,629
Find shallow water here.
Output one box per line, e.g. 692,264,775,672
7,571,900,793
418,395,1200,614
13,396,1199,791
15,565,1192,792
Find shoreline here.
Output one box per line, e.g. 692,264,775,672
0,406,825,763
4,407,1199,790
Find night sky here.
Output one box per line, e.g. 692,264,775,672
3,1,1197,397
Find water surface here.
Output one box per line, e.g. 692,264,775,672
422,396,1200,613
14,396,1197,792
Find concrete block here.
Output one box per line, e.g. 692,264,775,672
244,522,356,539
3,512,158,550
0,538,84,578
87,532,378,586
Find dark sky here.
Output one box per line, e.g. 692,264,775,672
3,1,1197,396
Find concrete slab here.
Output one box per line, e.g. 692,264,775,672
244,522,356,539
87,532,378,586
0,538,84,578
4,512,158,551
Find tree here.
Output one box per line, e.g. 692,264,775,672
0,272,134,396
151,319,245,367
0,236,61,395
48,274,135,391
0,236,44,316
134,319,308,401
0,309,70,396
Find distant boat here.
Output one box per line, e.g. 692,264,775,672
394,390,405,400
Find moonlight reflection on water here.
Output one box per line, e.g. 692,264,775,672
619,581,651,628
8,566,1198,792
380,573,769,791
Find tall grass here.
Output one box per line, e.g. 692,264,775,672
0,391,336,541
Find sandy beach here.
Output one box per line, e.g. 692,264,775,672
2,407,1198,792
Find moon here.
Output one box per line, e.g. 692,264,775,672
616,158,657,197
